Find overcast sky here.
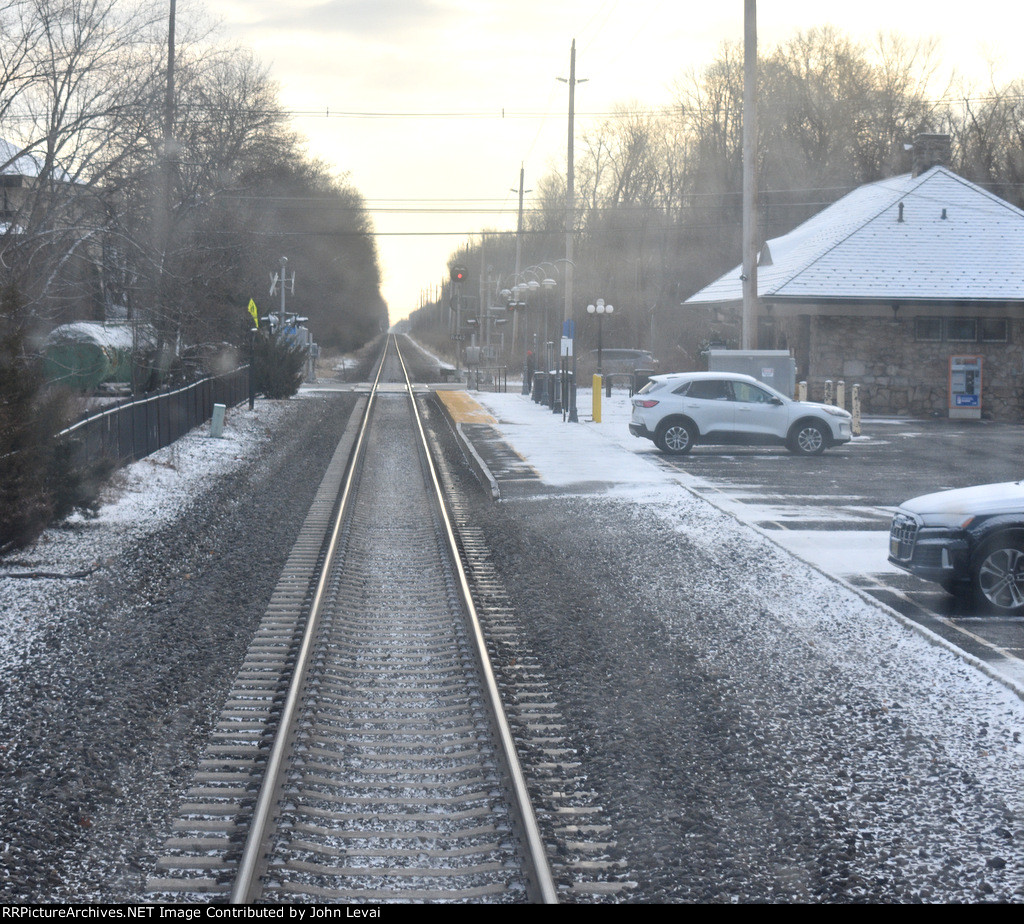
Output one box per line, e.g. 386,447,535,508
205,1,1024,322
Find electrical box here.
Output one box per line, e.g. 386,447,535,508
706,350,797,397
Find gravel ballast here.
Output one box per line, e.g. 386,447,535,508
443,474,1024,902
4,356,1024,903
0,391,362,903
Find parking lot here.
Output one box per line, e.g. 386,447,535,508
656,416,1024,686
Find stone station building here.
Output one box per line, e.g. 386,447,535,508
685,158,1024,421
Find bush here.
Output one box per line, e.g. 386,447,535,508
0,297,114,554
252,330,308,399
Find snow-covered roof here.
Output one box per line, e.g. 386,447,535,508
45,321,153,351
1,138,43,178
685,166,1024,305
0,137,71,182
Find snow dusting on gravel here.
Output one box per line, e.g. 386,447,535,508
0,400,296,676
4,366,1024,901
471,387,1024,799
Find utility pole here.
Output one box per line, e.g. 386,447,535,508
270,256,294,331
511,165,529,363
145,0,177,392
558,39,586,421
514,164,526,280
513,165,534,394
480,237,488,357
741,0,759,349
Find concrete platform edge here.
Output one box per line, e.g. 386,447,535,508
429,392,501,501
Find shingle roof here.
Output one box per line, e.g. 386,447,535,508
685,166,1024,305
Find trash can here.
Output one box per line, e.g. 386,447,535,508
632,368,655,396
532,371,547,403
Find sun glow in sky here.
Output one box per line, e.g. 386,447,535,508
206,1,1024,322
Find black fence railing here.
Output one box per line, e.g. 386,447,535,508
59,367,250,467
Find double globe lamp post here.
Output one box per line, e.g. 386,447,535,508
586,298,614,375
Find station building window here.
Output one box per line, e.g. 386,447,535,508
945,318,977,341
980,318,1009,342
913,316,1009,343
914,317,943,341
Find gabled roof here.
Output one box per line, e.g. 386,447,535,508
1,138,44,178
1,137,71,181
685,166,1024,305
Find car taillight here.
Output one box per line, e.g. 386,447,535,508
635,399,659,408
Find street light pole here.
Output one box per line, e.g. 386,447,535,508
541,276,556,406
586,299,614,374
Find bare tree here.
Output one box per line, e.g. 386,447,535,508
946,72,1024,209
0,0,165,330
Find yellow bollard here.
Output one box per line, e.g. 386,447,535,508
592,374,602,422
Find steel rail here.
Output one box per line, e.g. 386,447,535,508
227,340,388,904
229,334,556,903
393,337,558,904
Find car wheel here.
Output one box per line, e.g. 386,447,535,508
788,421,827,456
656,420,695,455
972,537,1024,614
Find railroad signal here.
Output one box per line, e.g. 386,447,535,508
451,265,467,282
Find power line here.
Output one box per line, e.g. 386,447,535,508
274,94,1024,120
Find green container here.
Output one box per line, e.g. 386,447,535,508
43,322,147,390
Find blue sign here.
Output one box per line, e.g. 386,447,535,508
562,319,575,339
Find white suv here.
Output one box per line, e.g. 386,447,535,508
629,371,853,456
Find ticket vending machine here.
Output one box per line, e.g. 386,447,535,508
948,355,982,419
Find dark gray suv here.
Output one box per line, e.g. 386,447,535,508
889,481,1024,613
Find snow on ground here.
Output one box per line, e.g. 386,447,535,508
470,384,1024,690
0,400,297,676
3,371,1024,899
470,385,1024,820
472,385,899,576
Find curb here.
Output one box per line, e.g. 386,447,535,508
429,391,501,501
670,475,1024,704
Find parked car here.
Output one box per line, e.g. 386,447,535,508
578,348,657,376
629,371,853,456
888,481,1024,614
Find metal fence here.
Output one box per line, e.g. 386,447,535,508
58,367,250,468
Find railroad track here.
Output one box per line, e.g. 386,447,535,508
148,335,556,903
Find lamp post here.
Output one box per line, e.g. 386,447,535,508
540,276,556,406
586,298,614,374
532,259,573,414
502,263,566,405
516,284,532,394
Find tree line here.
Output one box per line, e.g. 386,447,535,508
414,26,1024,370
0,0,387,552
1,0,386,359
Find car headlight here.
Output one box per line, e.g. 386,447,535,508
821,406,851,418
919,513,976,529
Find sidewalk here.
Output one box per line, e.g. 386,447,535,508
437,383,670,492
